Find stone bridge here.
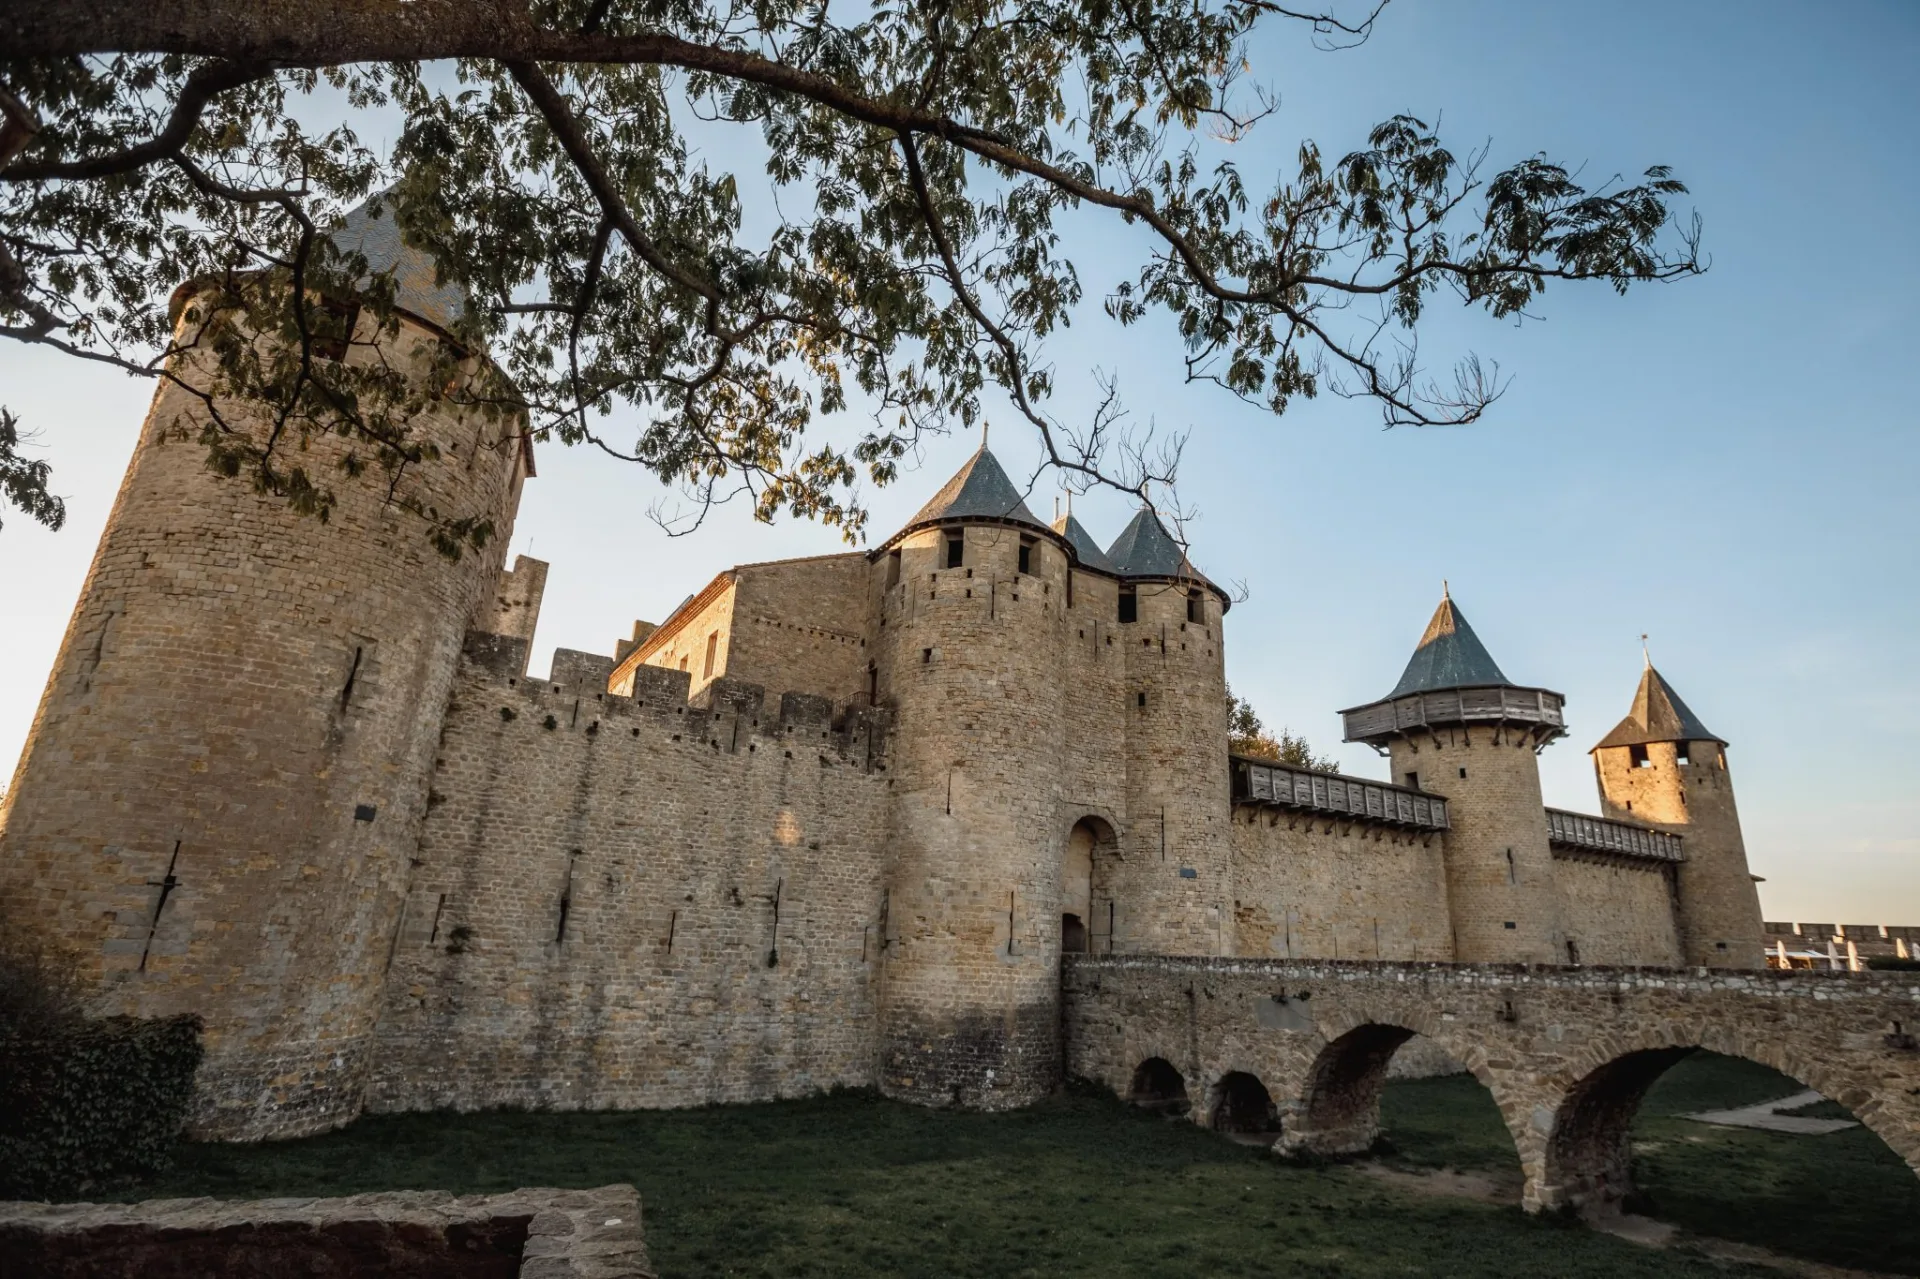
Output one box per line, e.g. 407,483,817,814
1061,956,1920,1214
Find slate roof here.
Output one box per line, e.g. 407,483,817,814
1105,508,1213,583
1387,593,1514,697
1052,512,1117,573
1592,664,1726,750
896,445,1048,535
328,196,468,332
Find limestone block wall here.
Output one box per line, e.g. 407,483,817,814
0,309,527,1139
1596,741,1763,968
725,555,872,706
1389,729,1563,963
367,637,890,1113
623,576,738,700
1227,811,1452,961
868,523,1081,1107
1550,854,1682,967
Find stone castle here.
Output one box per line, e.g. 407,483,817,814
0,207,1766,1141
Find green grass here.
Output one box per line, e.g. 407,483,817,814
108,1084,1770,1279
1378,1054,1920,1276
84,1054,1917,1277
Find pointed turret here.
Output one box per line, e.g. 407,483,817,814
1340,589,1568,965
889,442,1049,543
1341,589,1564,748
1052,511,1116,574
1592,662,1726,750
329,194,469,332
1591,660,1761,968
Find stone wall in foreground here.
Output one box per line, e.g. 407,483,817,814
367,635,891,1113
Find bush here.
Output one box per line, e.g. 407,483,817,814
0,918,204,1199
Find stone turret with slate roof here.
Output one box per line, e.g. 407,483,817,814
883,442,1055,547
1341,588,1565,747
328,194,470,334
1593,660,1727,750
1051,510,1116,574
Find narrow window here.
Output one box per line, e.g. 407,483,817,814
1674,741,1691,766
945,535,964,569
1018,535,1035,576
1457,766,1467,779
1716,748,1727,771
886,548,902,588
922,647,933,664
1117,586,1137,624
678,655,689,672
1630,743,1651,768
312,297,360,362
1066,570,1074,609
867,663,878,703
1404,771,1420,791
1186,588,1202,624
702,631,719,678
1566,939,1581,964
1505,848,1517,883
1136,691,1147,709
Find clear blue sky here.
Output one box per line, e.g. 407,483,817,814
3,0,1915,923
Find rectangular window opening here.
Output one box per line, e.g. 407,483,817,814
1117,587,1137,624
1136,691,1147,709
922,648,933,664
702,631,719,678
1017,535,1036,576
1404,771,1420,791
886,548,902,588
1186,588,1202,624
1674,741,1691,766
945,535,965,569
312,297,360,362
1066,570,1074,609
1630,743,1651,768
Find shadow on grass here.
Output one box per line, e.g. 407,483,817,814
99,1085,1777,1279
1375,1054,1920,1276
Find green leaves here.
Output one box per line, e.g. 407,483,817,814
0,2,1701,543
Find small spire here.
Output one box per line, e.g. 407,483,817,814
980,421,989,450
1442,578,1450,600
1641,633,1651,669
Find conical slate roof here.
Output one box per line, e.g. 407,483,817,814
329,195,468,332
1052,511,1116,573
1387,591,1513,697
1106,508,1209,582
898,444,1047,534
1593,664,1725,750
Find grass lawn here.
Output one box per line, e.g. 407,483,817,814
91,1053,1915,1278
1380,1052,1920,1276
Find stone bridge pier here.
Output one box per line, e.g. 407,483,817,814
1062,956,1920,1215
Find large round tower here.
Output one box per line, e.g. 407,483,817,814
868,446,1077,1107
1341,590,1567,964
1104,510,1233,956
0,200,529,1138
1592,660,1763,968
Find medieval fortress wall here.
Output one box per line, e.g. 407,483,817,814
0,219,1771,1137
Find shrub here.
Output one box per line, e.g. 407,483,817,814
0,917,204,1199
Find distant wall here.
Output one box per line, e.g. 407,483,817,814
368,635,891,1113
1551,854,1682,967
726,555,872,706
626,577,738,700
1228,810,1453,961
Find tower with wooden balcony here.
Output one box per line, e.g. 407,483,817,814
1341,589,1567,963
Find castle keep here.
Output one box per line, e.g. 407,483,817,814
0,209,1766,1140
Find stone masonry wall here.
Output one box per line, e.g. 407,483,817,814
726,555,872,707
1550,853,1682,967
367,635,890,1113
622,577,737,701
1227,810,1452,961
0,308,527,1139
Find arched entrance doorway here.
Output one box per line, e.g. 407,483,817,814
1061,816,1117,955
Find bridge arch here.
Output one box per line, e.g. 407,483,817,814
1127,1056,1191,1116
1207,1069,1281,1141
1283,1010,1533,1174
1535,1024,1920,1216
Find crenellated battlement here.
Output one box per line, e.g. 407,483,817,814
452,630,891,772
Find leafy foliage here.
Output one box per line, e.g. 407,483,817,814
0,918,205,1199
1228,683,1336,769
0,0,1702,546
0,407,65,531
